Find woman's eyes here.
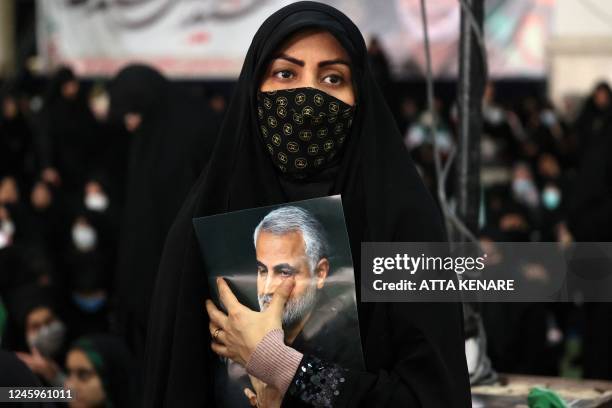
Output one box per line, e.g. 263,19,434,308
77,370,93,381
322,74,343,85
271,70,345,86
273,70,294,80
68,368,96,382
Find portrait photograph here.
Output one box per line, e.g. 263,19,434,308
193,195,364,407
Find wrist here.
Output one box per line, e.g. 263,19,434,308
245,328,303,395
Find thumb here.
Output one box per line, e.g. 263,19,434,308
243,388,258,407
267,277,295,318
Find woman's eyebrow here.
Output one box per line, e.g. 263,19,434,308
318,59,350,67
272,54,350,68
274,54,304,66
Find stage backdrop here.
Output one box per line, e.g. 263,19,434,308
36,0,554,79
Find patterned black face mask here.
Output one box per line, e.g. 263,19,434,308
256,87,355,177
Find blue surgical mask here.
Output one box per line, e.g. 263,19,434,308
513,178,539,208
513,179,538,201
542,187,561,210
72,293,106,313
513,179,534,195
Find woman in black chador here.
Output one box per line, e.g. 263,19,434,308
108,65,219,370
143,3,470,407
38,67,99,195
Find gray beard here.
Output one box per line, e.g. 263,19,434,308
258,281,318,329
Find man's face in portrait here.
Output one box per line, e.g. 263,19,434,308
256,230,328,328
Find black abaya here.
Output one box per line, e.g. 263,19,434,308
568,116,612,379
109,66,219,363
0,350,57,408
143,3,470,407
0,90,34,185
38,67,100,194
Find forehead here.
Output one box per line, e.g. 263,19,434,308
27,307,53,323
256,230,306,260
67,349,94,369
275,29,350,62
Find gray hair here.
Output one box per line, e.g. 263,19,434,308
253,206,329,272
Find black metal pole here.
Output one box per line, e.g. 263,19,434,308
455,0,498,386
455,0,484,241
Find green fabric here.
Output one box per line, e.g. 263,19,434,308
74,339,113,407
75,338,105,372
0,297,7,341
528,387,568,408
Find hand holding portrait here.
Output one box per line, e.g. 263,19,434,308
205,276,295,367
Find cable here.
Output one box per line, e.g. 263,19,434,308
457,0,489,84
419,0,481,246
418,0,449,234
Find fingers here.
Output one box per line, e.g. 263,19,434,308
209,322,225,344
216,278,242,311
205,299,228,329
267,277,295,318
244,388,258,407
15,352,28,361
210,340,230,358
15,352,33,366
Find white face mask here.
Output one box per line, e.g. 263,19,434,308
0,232,9,249
481,137,498,161
84,192,109,212
72,224,98,252
0,220,16,249
512,178,539,207
483,106,504,125
540,110,557,127
27,320,66,358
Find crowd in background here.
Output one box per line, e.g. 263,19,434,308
0,65,221,406
396,78,612,381
1,42,612,405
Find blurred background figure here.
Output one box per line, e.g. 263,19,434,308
107,65,219,388
567,81,612,380
64,334,134,408
573,82,612,160
38,67,101,197
4,284,67,387
0,349,56,408
0,86,35,187
368,35,396,117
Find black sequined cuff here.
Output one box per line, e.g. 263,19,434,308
286,354,348,407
